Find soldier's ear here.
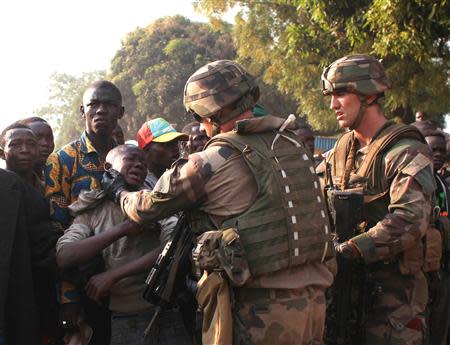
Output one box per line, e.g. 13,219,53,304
105,162,112,170
80,105,85,118
0,147,5,160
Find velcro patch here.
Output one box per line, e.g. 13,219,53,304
401,153,431,177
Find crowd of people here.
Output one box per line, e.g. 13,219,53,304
0,56,449,345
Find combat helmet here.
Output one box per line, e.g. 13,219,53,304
183,60,259,127
321,54,391,96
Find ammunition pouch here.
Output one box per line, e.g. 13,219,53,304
193,228,251,287
423,226,443,273
398,241,425,275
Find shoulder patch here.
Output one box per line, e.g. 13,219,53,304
401,152,435,196
401,152,431,177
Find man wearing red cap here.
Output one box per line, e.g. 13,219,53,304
136,117,188,188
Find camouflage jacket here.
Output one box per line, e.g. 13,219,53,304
326,123,435,264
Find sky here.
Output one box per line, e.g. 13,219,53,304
0,0,234,132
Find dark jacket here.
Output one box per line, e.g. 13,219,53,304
0,169,39,344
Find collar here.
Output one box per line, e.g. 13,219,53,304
80,131,97,154
80,131,117,154
234,115,297,134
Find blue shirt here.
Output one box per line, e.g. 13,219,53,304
45,131,114,231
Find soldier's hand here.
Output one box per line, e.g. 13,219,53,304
336,241,361,260
101,169,127,204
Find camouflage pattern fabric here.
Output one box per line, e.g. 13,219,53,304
365,317,424,345
183,60,257,120
321,54,391,96
326,129,434,344
233,286,326,345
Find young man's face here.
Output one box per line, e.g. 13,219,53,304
114,148,147,187
330,92,362,129
81,86,124,137
426,135,446,171
27,121,54,166
2,128,38,174
144,140,180,171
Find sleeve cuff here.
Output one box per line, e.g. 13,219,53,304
351,233,378,264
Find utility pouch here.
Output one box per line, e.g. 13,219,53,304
423,226,442,272
193,228,251,287
193,231,222,273
196,271,233,345
398,241,424,275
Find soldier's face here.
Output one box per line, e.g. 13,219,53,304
200,118,213,138
330,92,361,129
425,135,446,171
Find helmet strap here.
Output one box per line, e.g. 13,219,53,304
209,93,256,136
349,95,368,130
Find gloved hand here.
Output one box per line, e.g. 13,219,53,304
335,241,361,260
101,169,127,204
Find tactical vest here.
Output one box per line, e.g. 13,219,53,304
200,129,333,277
327,122,425,225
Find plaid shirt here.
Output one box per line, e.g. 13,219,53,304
45,132,114,232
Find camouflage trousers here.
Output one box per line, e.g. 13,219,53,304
364,269,428,345
233,286,326,345
427,271,450,345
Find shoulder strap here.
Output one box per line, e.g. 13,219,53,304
329,131,354,181
207,131,248,153
357,123,424,178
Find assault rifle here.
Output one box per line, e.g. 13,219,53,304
143,214,195,336
325,164,370,345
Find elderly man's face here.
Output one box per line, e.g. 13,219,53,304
2,128,38,174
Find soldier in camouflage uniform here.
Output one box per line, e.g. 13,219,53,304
320,55,435,344
104,60,336,344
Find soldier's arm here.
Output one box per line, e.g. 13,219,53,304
121,155,209,224
350,142,435,264
44,152,72,232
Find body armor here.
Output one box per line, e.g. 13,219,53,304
327,122,424,225
201,129,333,277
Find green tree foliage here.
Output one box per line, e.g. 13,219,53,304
109,15,298,135
35,71,106,148
195,0,450,131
